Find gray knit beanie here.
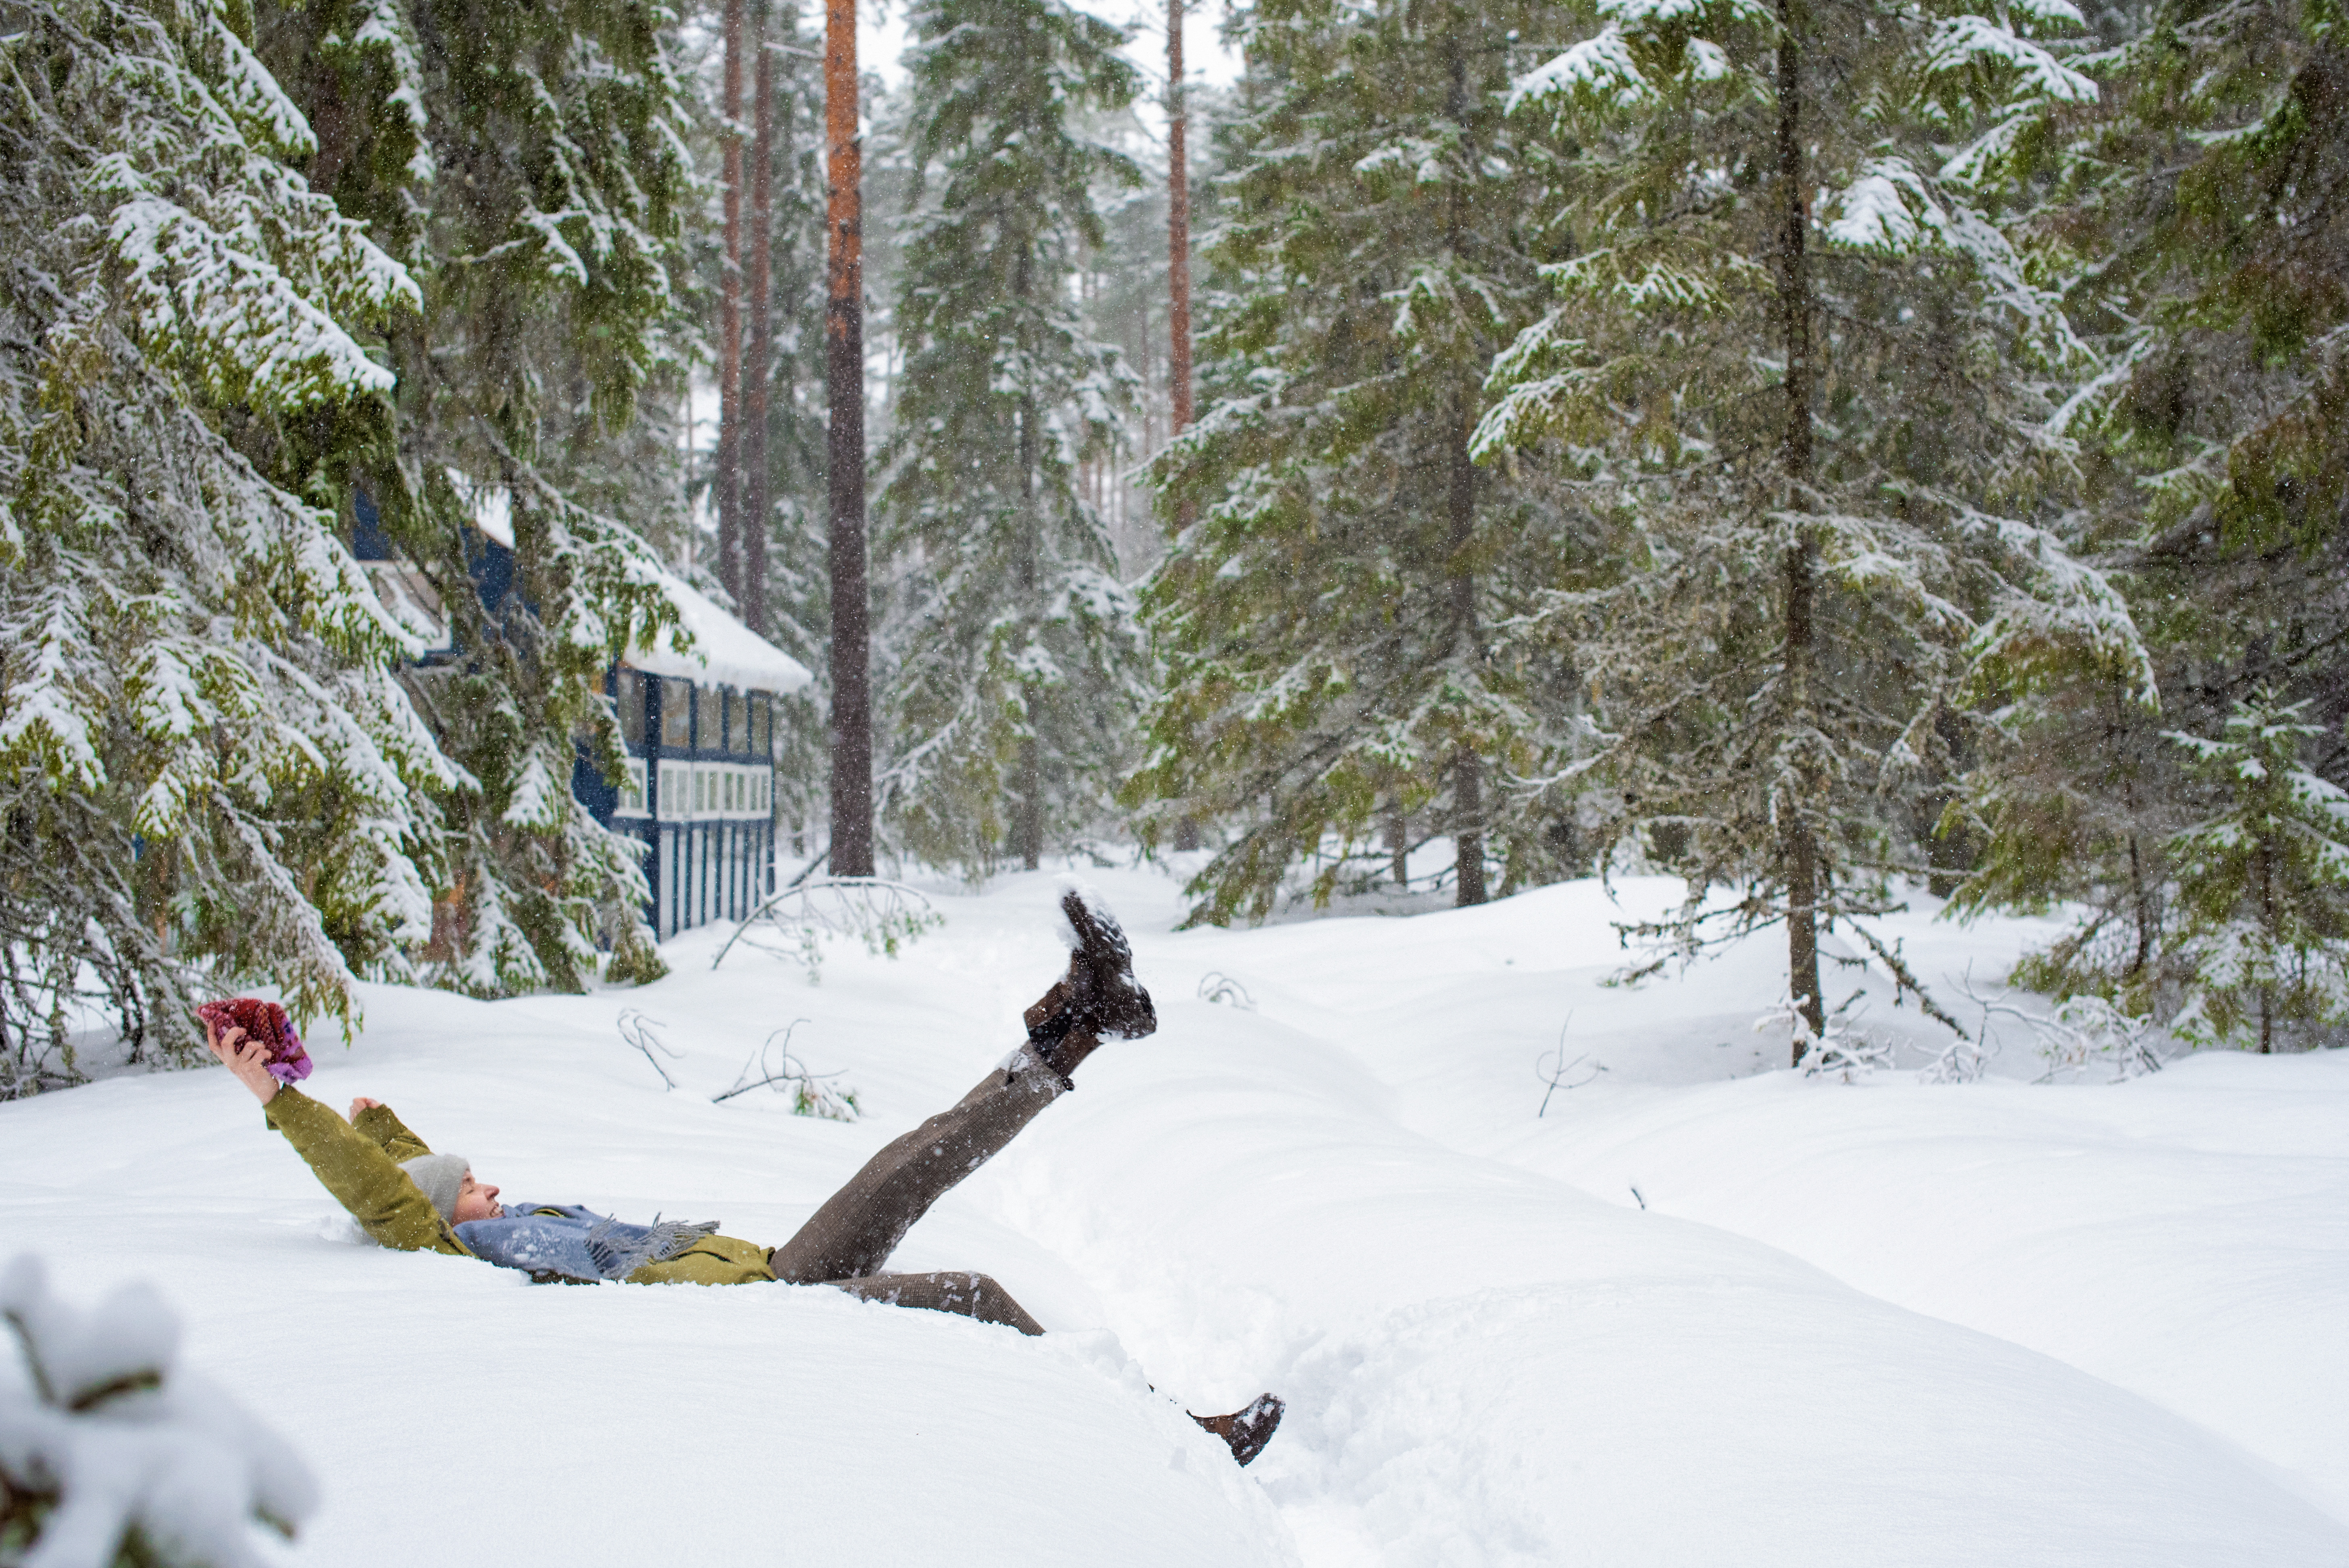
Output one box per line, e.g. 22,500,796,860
398,1153,468,1224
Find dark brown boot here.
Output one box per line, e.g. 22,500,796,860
1020,888,1155,1087
1058,885,1156,1041
1192,1393,1285,1467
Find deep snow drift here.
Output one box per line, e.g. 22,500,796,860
3,869,2343,1566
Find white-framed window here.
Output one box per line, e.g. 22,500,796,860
649,760,775,821
617,757,648,816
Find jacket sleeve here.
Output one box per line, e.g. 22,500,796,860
263,1087,470,1257
352,1104,434,1163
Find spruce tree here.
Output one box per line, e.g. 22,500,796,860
1136,0,1572,923
2164,694,2349,1051
876,0,1148,873
1478,0,2138,1052
0,0,448,1089
675,0,834,853
1953,0,2349,1032
250,0,694,993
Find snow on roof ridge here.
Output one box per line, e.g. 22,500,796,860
446,466,515,550
438,468,807,695
625,569,813,696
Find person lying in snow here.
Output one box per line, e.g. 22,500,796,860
206,885,1285,1467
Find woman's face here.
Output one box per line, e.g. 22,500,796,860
454,1172,503,1223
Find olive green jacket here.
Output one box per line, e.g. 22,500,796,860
263,1086,775,1285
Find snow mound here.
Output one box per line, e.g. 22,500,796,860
5,866,2345,1564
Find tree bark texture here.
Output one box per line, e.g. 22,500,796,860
742,0,775,636
1012,244,1044,872
1013,406,1044,871
1449,389,1486,908
1164,0,1203,856
1166,0,1193,440
1776,0,1824,1057
717,0,746,609
825,0,875,876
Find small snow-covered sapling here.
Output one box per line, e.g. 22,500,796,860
0,1255,317,1568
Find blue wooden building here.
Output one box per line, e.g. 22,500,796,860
586,575,811,939
354,487,811,942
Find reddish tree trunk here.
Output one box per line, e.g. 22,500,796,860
825,0,875,876
743,0,775,636
717,0,746,607
1166,0,1204,855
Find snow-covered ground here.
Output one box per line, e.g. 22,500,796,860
5,868,2345,1565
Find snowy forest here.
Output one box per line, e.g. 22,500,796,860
4,0,2349,1562
2,0,2346,1100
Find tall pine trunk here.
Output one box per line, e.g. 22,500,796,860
1449,388,1487,907
1167,0,1203,856
718,0,746,606
1167,0,1193,441
825,0,875,876
2256,837,2274,1052
1439,30,1488,910
1775,0,1824,1056
743,0,775,636
1013,251,1044,871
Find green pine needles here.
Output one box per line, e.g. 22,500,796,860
249,0,696,996
1136,0,1575,924
1,0,447,1089
1470,0,2137,1052
876,0,1151,874
2165,694,2349,1051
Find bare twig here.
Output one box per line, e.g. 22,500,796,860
785,844,831,891
712,1018,813,1102
1198,971,1256,1010
711,876,940,979
617,1009,680,1091
1953,972,2164,1083
1845,924,1972,1040
1536,1012,1603,1115
710,1019,861,1120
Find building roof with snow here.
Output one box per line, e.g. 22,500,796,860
430,469,811,697
626,571,813,697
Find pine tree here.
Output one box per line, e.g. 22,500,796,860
674,0,833,854
2164,694,2349,1051
250,0,694,994
1136,0,1574,924
824,0,878,877
875,0,1148,873
1953,0,2349,1029
0,0,448,1090
1476,0,2141,1052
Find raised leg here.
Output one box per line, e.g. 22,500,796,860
768,885,1157,1335
767,1058,1067,1286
